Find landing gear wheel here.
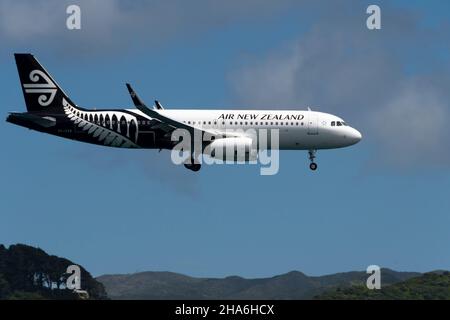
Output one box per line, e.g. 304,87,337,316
308,149,318,171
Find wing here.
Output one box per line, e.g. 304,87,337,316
125,83,237,140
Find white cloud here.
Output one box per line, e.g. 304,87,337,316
369,82,450,168
0,1,58,38
231,46,301,108
0,0,298,54
2,1,449,168
229,3,450,168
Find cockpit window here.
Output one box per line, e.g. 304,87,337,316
331,121,335,126
337,121,342,126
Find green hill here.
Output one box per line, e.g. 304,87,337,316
3,243,447,300
314,272,450,300
97,269,420,300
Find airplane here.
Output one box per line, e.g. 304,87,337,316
6,53,362,172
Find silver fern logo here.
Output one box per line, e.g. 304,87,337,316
23,70,57,106
63,98,140,148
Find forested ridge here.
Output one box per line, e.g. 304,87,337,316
0,244,107,299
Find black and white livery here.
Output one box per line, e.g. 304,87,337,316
6,54,362,171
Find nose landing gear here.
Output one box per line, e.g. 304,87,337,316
308,149,317,171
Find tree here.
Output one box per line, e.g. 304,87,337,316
0,244,108,299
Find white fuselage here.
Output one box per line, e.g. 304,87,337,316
131,108,362,150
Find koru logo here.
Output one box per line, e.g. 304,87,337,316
23,70,57,106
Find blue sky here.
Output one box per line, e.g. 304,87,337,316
1,0,449,278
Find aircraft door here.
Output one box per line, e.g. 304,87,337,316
307,111,319,135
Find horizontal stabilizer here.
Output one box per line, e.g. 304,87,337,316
6,112,56,128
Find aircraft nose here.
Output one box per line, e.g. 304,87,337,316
349,127,362,144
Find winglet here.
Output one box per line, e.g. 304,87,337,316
126,83,148,108
155,100,164,110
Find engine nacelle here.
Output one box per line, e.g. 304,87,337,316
205,137,257,162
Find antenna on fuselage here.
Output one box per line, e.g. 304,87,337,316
154,100,164,110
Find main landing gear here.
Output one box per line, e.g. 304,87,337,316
184,153,201,172
184,163,201,172
308,149,318,171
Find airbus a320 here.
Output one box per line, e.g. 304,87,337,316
6,54,362,172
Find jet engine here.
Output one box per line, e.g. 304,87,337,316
206,137,257,162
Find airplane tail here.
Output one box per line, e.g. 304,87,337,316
14,53,77,113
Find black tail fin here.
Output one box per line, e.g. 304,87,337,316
15,53,76,113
